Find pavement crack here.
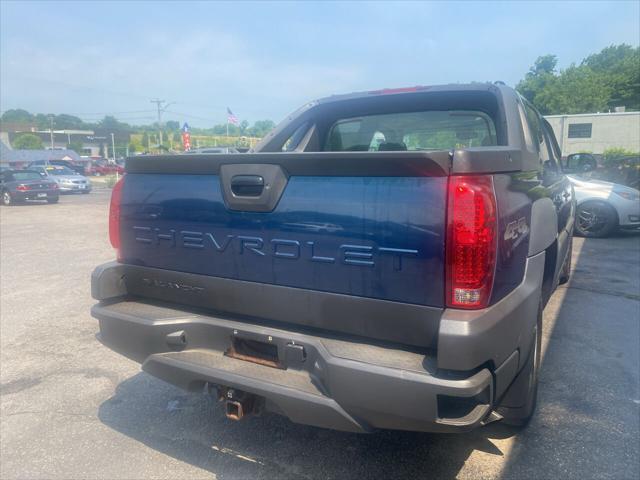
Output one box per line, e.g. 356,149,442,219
562,284,640,301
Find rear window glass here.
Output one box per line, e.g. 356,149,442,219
46,166,75,175
12,172,42,181
324,110,497,152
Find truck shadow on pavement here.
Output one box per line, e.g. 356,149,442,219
98,234,640,480
98,373,516,479
497,233,640,480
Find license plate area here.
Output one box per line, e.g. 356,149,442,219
37,193,47,198
225,336,284,369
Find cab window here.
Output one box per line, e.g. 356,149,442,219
324,110,497,152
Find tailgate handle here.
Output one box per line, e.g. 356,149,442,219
230,175,264,197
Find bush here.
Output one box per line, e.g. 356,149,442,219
13,133,43,150
602,147,639,167
593,148,640,188
104,176,118,188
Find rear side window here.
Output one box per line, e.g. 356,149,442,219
282,123,310,152
521,100,544,152
324,110,497,152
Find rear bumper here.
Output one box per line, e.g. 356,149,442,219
58,184,91,193
91,253,544,433
92,300,495,433
12,190,58,201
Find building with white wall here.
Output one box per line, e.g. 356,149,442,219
545,111,640,156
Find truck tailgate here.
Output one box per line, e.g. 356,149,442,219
118,152,449,346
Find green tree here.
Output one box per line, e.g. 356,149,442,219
239,119,249,135
165,120,180,131
13,133,43,150
248,120,276,137
516,55,557,105
128,142,137,154
533,65,611,114
1,109,33,124
517,45,640,114
34,114,50,129
141,132,149,149
67,141,84,154
517,56,610,115
98,115,131,132
55,114,85,129
582,44,640,110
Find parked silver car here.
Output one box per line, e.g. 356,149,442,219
568,175,640,237
31,165,92,194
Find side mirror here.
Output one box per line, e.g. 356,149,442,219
39,172,46,177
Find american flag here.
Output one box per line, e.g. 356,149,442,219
227,107,239,126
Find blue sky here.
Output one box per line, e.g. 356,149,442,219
1,0,639,127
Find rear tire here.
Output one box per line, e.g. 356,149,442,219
497,301,542,428
575,201,617,238
2,191,13,206
47,196,59,204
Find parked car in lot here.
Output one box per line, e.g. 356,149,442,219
0,169,59,205
568,175,640,237
185,146,239,154
92,83,574,433
87,160,124,176
27,159,86,176
564,153,640,189
31,165,92,194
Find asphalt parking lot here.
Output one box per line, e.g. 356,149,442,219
1,191,639,480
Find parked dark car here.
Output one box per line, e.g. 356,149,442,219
0,169,59,205
92,83,574,433
27,159,86,176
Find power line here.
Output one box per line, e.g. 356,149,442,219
150,99,175,145
61,110,157,115
164,110,215,122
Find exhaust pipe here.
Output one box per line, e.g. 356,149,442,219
218,387,260,421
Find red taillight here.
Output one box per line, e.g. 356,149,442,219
16,184,31,191
109,177,125,256
446,175,497,309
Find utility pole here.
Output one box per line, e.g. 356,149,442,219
150,98,174,151
112,133,119,182
48,115,55,150
111,133,116,162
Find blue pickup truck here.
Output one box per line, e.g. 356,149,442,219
91,83,574,432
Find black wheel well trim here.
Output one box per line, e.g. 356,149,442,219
540,240,557,307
